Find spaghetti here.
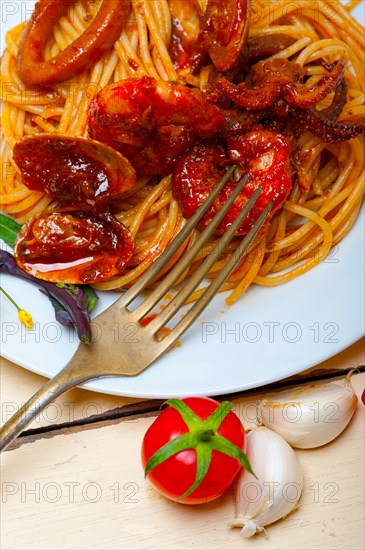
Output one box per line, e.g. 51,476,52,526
0,0,364,304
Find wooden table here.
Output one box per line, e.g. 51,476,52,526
1,339,364,549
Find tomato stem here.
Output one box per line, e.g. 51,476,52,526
196,429,215,442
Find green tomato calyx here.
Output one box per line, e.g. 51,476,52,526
144,399,255,500
196,429,216,442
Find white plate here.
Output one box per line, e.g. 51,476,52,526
1,2,364,398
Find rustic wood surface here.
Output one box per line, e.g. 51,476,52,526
1,338,364,549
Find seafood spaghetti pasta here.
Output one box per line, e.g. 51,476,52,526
1,0,364,305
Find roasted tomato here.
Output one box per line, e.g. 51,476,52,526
14,210,134,284
172,129,293,235
13,135,136,213
141,397,253,505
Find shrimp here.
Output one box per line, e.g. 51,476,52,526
88,76,225,176
172,129,293,236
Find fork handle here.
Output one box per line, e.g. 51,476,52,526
0,365,94,453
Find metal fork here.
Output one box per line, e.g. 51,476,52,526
0,166,272,452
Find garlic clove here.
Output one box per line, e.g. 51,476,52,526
257,372,358,449
230,426,303,538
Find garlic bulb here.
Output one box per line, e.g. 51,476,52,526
257,372,358,449
230,427,303,537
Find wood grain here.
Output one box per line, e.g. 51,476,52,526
0,356,140,429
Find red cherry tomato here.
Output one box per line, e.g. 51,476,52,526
141,397,248,505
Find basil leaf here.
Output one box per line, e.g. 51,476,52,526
83,286,98,313
0,213,21,248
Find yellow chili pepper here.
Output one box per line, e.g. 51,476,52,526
0,286,34,329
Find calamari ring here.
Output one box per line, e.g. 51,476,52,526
17,0,131,86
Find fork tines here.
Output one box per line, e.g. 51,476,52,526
120,166,273,344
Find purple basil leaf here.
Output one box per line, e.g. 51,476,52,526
74,287,88,310
0,249,18,275
39,289,74,326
